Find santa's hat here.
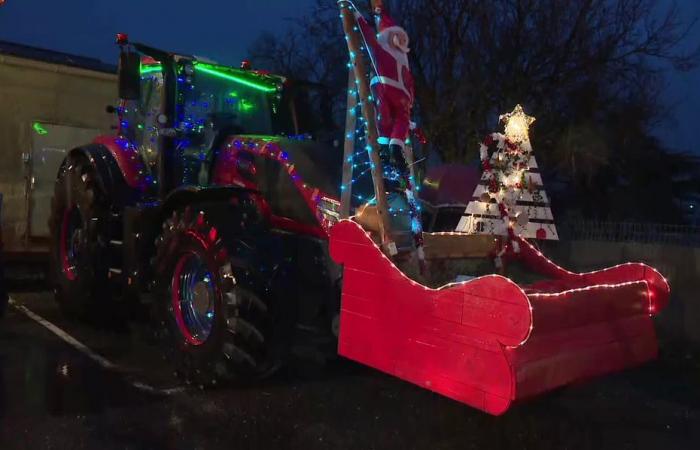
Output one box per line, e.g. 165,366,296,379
375,10,405,37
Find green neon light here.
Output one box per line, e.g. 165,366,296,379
195,63,277,93
240,99,255,112
140,64,163,75
33,122,48,135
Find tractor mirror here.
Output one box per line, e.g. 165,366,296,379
118,51,141,100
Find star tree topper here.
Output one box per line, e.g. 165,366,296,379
500,104,536,145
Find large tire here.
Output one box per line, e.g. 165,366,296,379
153,204,294,386
49,153,112,320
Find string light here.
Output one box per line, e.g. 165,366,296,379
140,64,162,75
32,122,48,135
194,63,279,93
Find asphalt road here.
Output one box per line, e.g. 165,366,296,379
1,291,699,450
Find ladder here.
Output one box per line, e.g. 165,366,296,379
337,0,403,256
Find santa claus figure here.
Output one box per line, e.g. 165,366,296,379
354,5,414,190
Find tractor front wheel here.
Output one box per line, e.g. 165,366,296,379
153,206,290,386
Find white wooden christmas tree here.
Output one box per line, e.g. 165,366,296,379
456,105,559,240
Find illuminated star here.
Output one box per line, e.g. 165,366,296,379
500,104,535,128
500,104,536,143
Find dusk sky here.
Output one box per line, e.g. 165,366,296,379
1,0,698,153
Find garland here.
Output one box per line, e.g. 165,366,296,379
478,132,536,268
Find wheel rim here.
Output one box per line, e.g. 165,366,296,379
60,206,83,281
171,252,217,346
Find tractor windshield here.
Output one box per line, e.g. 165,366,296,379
179,63,278,138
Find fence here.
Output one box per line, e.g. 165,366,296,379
557,220,700,246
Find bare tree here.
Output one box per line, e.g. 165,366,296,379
386,0,698,160
248,0,349,126
248,0,700,221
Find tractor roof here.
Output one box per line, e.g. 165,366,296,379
140,57,285,93
131,39,285,93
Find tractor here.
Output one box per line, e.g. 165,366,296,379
49,36,345,384
50,20,670,414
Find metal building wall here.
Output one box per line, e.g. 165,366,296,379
0,54,116,255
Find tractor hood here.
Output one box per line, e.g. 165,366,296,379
214,135,342,200
274,137,343,199
213,135,343,237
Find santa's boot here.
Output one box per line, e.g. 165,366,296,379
389,144,410,189
379,144,400,192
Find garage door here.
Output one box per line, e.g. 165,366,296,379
29,122,101,237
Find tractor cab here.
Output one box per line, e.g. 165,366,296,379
115,36,340,199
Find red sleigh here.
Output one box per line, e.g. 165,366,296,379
329,220,670,415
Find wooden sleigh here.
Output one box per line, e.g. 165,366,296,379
329,219,670,415
333,0,670,415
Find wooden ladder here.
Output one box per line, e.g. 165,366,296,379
338,0,401,256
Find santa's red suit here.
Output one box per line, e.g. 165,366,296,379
355,8,414,149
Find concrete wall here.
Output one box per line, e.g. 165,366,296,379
0,54,116,253
543,240,700,344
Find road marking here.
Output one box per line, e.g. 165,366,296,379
8,298,184,396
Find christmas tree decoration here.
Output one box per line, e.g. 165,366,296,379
457,105,558,247
501,104,535,145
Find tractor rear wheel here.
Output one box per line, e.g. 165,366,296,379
49,153,112,321
153,205,292,386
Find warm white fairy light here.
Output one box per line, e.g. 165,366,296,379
519,237,671,289
501,104,535,145
517,237,669,316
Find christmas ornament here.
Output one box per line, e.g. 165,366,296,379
457,105,559,259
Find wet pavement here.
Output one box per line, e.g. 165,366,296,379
1,291,700,450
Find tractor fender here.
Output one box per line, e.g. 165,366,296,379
65,143,140,209
160,185,296,306
93,135,151,192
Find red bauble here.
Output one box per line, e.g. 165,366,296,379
536,228,547,240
